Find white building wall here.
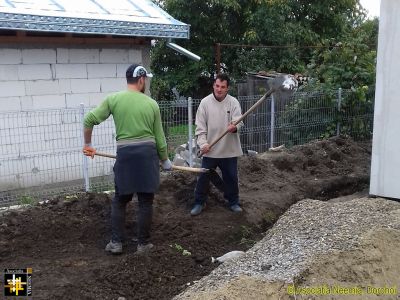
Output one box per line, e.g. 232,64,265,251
370,0,400,199
0,44,150,190
0,45,147,112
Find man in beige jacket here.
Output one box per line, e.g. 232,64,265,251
191,73,243,216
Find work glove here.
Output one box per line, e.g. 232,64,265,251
227,123,237,133
161,159,173,171
83,144,96,158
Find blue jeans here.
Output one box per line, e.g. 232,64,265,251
111,187,153,245
194,157,239,206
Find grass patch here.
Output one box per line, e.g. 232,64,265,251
18,195,36,205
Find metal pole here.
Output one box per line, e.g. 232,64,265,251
188,97,193,167
270,93,275,148
80,103,90,192
215,43,221,75
337,88,342,136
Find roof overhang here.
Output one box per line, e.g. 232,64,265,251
0,0,189,39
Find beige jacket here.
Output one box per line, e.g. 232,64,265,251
195,93,243,158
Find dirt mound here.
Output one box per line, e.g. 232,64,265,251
0,137,372,299
239,136,371,224
295,228,400,299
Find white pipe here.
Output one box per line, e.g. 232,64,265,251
188,97,193,167
80,103,90,192
270,94,275,148
167,42,201,61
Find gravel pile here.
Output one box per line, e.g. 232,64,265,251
174,197,400,299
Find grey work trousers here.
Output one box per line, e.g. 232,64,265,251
111,189,154,245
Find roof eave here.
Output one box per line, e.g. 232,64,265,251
0,12,190,39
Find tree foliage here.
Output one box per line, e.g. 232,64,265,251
151,0,261,99
306,18,378,91
150,0,377,100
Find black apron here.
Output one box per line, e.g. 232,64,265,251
113,143,159,195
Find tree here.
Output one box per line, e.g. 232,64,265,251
306,18,378,90
230,0,367,76
150,0,372,100
151,0,260,100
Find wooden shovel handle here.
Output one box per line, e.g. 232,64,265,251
171,165,209,173
199,87,276,157
94,151,209,173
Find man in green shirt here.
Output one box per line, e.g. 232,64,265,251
83,64,172,254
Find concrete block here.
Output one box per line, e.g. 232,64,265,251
100,78,125,93
0,175,19,191
87,64,117,78
11,156,48,186
55,64,87,79
0,97,20,111
128,49,142,62
89,93,109,106
0,112,27,130
70,79,100,93
4,156,34,177
20,96,34,111
58,123,81,148
58,79,72,93
61,109,81,124
44,129,64,146
18,64,53,80
56,48,69,63
91,120,115,142
0,81,26,97
22,49,57,64
25,80,62,96
0,128,11,145
99,49,129,63
68,49,100,63
89,160,114,177
0,144,13,160
0,65,19,81
117,63,131,77
32,94,66,109
25,110,60,127
18,133,43,154
66,93,91,108
0,49,22,64
50,150,78,169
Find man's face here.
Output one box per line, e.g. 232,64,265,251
213,79,229,101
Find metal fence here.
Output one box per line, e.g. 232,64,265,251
0,89,374,206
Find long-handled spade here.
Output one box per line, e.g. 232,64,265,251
93,151,209,174
199,74,298,157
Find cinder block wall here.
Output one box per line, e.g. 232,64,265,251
0,44,151,192
0,45,150,111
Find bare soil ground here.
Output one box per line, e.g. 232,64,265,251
0,136,371,299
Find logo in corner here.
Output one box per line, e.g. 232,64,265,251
4,268,32,297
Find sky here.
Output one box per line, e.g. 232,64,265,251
359,0,381,18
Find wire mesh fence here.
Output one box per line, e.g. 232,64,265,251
0,89,374,207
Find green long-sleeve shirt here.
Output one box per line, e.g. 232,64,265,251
84,90,168,160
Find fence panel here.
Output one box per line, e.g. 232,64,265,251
0,89,374,207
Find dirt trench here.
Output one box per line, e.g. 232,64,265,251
0,136,371,299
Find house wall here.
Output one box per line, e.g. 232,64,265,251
370,1,400,199
0,44,151,191
0,45,151,111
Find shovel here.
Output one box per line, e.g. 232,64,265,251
199,74,298,157
93,151,209,174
